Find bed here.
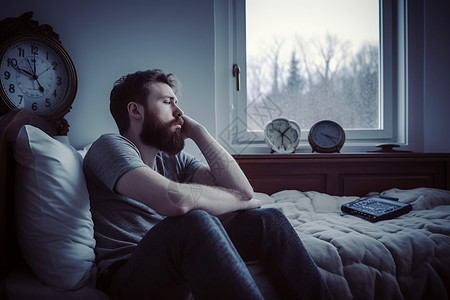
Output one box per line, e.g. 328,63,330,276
255,189,450,299
1,109,450,299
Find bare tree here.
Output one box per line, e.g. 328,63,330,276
349,42,379,128
246,57,265,101
296,36,314,89
262,37,285,95
246,36,285,100
312,33,350,84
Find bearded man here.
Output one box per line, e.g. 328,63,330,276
83,69,332,300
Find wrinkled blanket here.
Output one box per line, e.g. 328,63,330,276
256,187,450,300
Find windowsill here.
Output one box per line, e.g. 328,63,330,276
222,141,414,155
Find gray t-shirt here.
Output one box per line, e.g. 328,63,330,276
83,133,202,271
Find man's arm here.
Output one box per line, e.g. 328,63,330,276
115,166,261,217
182,116,254,200
115,116,259,217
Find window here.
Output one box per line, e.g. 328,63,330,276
214,0,407,153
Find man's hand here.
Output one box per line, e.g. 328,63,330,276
181,115,203,140
243,198,262,209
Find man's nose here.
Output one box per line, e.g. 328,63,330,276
173,104,183,118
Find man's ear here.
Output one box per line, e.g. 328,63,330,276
127,102,144,121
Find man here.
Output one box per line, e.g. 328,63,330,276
83,69,332,299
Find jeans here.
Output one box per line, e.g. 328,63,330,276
109,208,332,300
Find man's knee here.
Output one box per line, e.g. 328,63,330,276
176,210,222,234
249,207,286,222
258,207,284,217
181,209,217,223
244,208,294,235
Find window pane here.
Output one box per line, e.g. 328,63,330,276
246,0,380,132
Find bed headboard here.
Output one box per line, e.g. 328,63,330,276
0,109,58,280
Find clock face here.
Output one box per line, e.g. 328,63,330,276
264,118,301,153
0,34,77,118
308,120,345,153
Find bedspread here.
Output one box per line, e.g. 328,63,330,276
256,187,450,300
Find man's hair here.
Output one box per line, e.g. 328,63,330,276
110,69,180,133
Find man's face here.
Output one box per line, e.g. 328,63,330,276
139,82,185,154
140,109,184,154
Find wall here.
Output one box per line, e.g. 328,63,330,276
423,0,450,152
1,0,449,152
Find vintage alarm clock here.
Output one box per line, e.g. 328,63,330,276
0,12,77,123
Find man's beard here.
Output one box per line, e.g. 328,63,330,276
140,110,185,155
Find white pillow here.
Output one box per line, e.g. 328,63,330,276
14,125,96,290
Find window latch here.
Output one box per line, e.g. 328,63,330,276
233,64,241,91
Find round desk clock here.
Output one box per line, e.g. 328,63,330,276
308,120,345,153
264,117,301,153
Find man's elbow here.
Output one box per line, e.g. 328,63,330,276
163,187,197,216
241,186,254,201
163,206,190,217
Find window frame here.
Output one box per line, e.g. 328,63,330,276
214,0,416,154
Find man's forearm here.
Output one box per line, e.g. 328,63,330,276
170,182,260,216
190,126,253,199
115,166,259,218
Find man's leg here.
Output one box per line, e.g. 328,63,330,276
110,210,264,300
221,208,333,300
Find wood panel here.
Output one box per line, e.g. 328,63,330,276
233,153,450,196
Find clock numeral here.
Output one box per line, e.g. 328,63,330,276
18,47,25,57
31,45,38,55
32,102,38,111
52,61,58,71
57,76,62,85
7,58,18,67
52,89,57,98
8,84,15,94
4,71,10,80
45,99,51,107
18,95,24,105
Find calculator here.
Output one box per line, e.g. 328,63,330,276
341,195,412,222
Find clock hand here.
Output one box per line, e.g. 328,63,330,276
26,58,35,75
37,66,51,77
320,132,338,143
35,79,45,93
281,127,290,135
25,57,45,93
13,65,34,77
32,57,37,75
25,58,39,80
